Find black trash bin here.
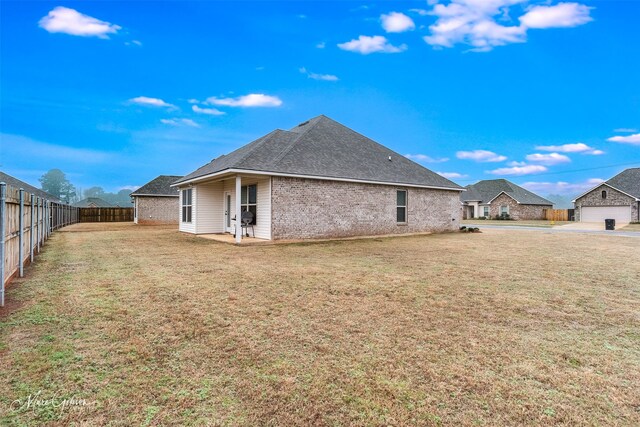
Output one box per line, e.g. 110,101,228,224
605,219,615,230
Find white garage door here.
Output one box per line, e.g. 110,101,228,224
581,206,631,223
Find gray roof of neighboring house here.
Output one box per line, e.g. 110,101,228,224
131,175,182,197
0,171,62,202
606,167,640,199
175,115,463,190
73,197,114,208
461,179,553,205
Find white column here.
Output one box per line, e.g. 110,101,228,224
235,175,242,243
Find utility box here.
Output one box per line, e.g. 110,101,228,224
605,219,615,230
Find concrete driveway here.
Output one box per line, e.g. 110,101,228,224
556,221,630,231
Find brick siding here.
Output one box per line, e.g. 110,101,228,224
489,193,549,220
270,177,461,239
135,196,179,225
574,184,638,222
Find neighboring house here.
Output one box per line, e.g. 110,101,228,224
461,179,553,220
131,175,182,225
573,168,640,224
73,197,114,208
173,115,464,242
0,171,62,202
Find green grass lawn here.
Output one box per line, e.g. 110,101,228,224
1,223,639,425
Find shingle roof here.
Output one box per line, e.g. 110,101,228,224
0,171,62,202
73,197,114,207
461,179,553,205
606,168,640,199
131,175,182,196
175,115,463,190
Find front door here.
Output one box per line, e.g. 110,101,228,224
224,192,233,233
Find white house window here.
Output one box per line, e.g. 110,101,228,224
182,189,192,223
483,206,489,217
241,184,257,225
601,190,607,199
500,205,509,216
397,190,407,223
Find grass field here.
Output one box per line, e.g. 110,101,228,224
462,220,571,227
1,223,639,426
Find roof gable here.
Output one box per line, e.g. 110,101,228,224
461,179,553,205
131,175,182,196
175,116,463,190
605,168,640,199
73,197,114,207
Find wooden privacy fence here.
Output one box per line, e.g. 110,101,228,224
78,207,133,223
543,208,575,221
0,182,79,306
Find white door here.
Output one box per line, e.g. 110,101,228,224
581,206,631,223
223,191,233,232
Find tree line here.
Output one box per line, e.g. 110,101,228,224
39,169,133,206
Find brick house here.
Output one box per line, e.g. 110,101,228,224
173,115,463,242
573,168,640,224
461,179,553,220
131,175,182,225
73,197,114,208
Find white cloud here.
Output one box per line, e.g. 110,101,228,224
129,96,176,108
338,35,407,54
192,105,225,116
381,12,415,33
39,6,121,39
424,0,527,51
299,67,339,82
613,128,637,133
206,94,283,107
405,154,449,163
521,178,605,195
316,42,326,49
160,118,199,128
437,171,468,179
423,0,592,52
1,133,112,163
535,142,604,155
520,3,593,29
456,150,507,162
508,160,527,167
488,164,547,176
125,40,143,47
607,133,640,145
409,9,429,16
525,152,571,165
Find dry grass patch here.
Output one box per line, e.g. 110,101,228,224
462,220,571,227
1,224,639,426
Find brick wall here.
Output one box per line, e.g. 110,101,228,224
489,193,549,220
271,177,461,239
574,184,638,222
135,196,179,225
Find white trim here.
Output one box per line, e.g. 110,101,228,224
572,182,640,203
172,168,464,192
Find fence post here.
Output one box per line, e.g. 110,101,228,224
36,197,41,253
30,194,35,263
0,182,6,307
19,189,24,277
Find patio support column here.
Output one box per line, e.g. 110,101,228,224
235,175,242,243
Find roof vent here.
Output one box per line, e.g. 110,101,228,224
388,156,392,161
298,120,310,127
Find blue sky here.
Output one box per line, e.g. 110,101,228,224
1,0,639,197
